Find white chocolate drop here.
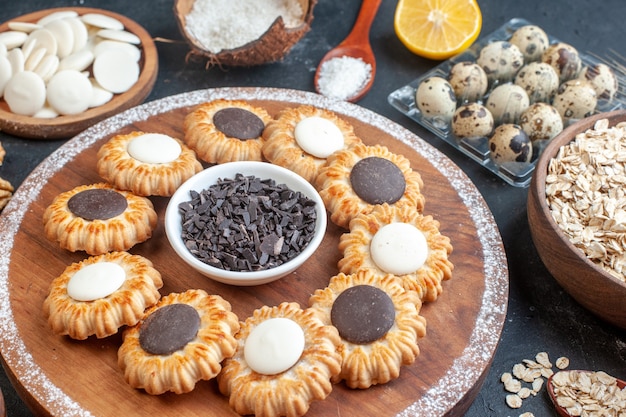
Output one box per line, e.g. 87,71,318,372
4,71,46,115
127,133,182,164
0,31,28,50
97,29,140,45
25,29,58,57
46,70,93,115
0,56,12,98
66,17,88,53
8,22,42,33
89,78,113,108
294,116,344,158
244,318,305,375
44,18,74,58
67,261,126,302
370,222,428,275
93,48,139,93
36,10,78,26
81,13,124,31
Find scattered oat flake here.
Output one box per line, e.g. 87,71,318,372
506,393,523,408
556,356,570,369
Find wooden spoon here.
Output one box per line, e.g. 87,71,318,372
314,0,382,102
546,370,626,417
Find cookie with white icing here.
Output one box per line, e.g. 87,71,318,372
97,131,203,196
183,99,272,164
217,302,341,417
43,182,157,255
315,143,425,229
118,289,239,395
43,251,163,340
262,104,362,184
309,270,427,389
338,204,454,302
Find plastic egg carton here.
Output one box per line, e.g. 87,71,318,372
388,18,626,187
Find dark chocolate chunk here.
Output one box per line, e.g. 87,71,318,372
139,303,201,355
330,285,396,344
349,157,406,205
178,173,318,272
213,107,265,140
67,188,128,221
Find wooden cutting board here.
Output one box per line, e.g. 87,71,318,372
0,88,508,416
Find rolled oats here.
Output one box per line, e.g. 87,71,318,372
0,177,13,211
0,141,5,165
506,393,523,408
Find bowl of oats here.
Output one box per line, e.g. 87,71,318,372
164,161,327,286
527,109,626,329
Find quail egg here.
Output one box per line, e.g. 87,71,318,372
552,79,597,121
489,124,532,164
485,83,530,124
509,25,550,62
579,63,619,102
542,42,582,82
519,102,563,142
476,40,525,84
415,76,457,126
451,102,494,139
448,61,489,102
514,62,560,103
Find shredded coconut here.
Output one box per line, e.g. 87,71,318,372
317,56,372,101
184,0,304,53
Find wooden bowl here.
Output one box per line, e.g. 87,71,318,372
173,0,315,67
0,7,158,140
527,109,626,329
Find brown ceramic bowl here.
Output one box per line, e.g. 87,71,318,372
527,109,626,329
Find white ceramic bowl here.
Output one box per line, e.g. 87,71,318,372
165,161,327,286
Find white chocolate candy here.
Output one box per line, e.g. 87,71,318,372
26,29,58,57
66,17,88,54
89,78,114,107
93,40,141,61
81,13,124,31
33,106,59,118
34,54,59,82
0,31,27,50
294,116,344,158
24,47,46,71
97,29,140,45
44,18,74,58
36,10,78,26
66,261,126,302
93,48,139,93
127,133,182,164
6,47,24,74
8,22,42,33
244,318,305,375
370,222,429,275
0,43,6,57
46,70,93,115
4,71,46,115
0,56,12,97
58,49,94,72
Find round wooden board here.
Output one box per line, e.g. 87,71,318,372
0,7,158,140
0,88,508,416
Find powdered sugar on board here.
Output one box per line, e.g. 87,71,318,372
0,87,508,416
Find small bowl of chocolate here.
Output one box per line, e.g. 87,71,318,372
165,161,327,286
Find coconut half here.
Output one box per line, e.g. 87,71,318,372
174,0,316,67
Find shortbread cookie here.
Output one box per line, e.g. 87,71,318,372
43,251,163,340
217,302,341,417
262,104,362,183
338,204,454,302
309,270,427,389
43,183,157,255
316,143,425,228
183,99,273,164
118,289,239,395
97,131,203,196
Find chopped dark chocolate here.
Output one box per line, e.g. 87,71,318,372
212,107,265,140
67,188,128,221
179,173,319,272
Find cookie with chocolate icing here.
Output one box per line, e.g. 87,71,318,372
97,131,203,197
43,251,163,340
309,270,427,389
316,143,425,229
118,289,239,395
43,183,157,255
183,99,273,164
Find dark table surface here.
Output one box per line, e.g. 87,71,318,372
0,0,625,416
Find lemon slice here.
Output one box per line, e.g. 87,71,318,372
394,0,482,60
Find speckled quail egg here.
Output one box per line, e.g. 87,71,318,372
509,25,550,62
415,76,457,126
448,61,489,102
514,62,560,103
519,102,563,142
451,102,494,139
579,63,619,102
476,40,525,84
485,83,530,124
489,124,532,164
542,42,582,82
552,79,597,121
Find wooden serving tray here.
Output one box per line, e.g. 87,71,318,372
0,88,508,416
0,7,158,139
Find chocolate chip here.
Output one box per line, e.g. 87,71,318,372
213,107,265,140
139,303,201,355
178,173,318,272
67,188,128,221
349,156,406,205
330,285,396,344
